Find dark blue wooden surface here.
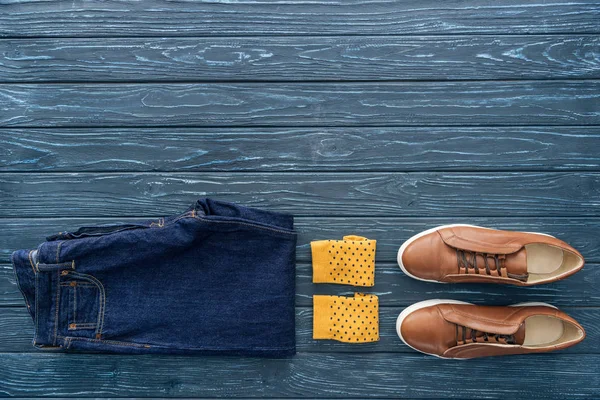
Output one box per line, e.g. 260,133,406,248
1,1,599,398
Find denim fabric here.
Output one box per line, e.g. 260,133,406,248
12,198,297,356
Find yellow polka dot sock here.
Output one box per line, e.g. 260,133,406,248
313,293,379,343
311,235,376,287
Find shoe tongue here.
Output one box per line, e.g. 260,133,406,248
504,247,528,279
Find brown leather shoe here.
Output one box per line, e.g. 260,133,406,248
396,300,585,359
397,224,584,285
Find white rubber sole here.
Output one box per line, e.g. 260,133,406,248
396,299,471,359
509,302,557,309
396,300,557,359
396,224,555,283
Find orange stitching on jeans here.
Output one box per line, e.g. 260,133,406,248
64,271,106,338
67,323,96,330
60,282,95,287
167,212,195,225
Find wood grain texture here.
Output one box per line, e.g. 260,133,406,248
2,0,600,37
1,261,598,307
2,217,599,264
0,352,598,398
1,36,599,82
1,0,599,398
1,172,598,217
0,306,597,354
2,127,600,172
1,81,599,127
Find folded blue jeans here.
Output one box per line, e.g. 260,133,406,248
11,198,297,356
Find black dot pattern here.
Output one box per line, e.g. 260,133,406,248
311,235,376,287
312,293,379,343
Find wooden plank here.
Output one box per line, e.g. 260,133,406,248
2,127,600,172
2,36,599,82
0,352,598,398
0,306,597,354
0,264,17,306
1,81,599,127
2,217,599,264
1,172,598,217
2,0,599,37
1,261,598,307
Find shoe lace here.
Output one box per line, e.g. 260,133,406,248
456,249,505,276
456,325,515,346
456,249,528,281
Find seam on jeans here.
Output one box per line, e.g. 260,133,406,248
94,276,106,337
59,336,152,348
56,241,63,263
34,271,38,346
160,211,195,227
36,261,75,271
60,282,95,287
73,284,77,325
85,273,106,337
12,251,33,314
27,249,36,274
68,323,96,330
59,336,295,352
34,344,63,351
53,269,60,346
193,215,296,236
169,213,193,224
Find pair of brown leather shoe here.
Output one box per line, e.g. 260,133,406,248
395,225,586,359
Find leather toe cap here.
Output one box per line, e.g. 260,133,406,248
399,306,454,357
400,231,450,281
